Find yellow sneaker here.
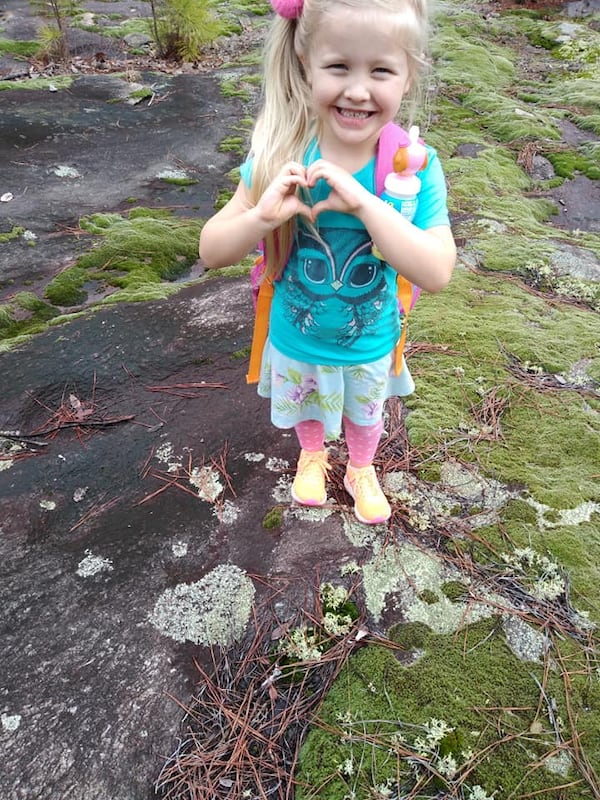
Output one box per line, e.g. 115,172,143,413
291,449,329,507
344,464,391,524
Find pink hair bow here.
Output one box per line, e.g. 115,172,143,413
270,0,304,18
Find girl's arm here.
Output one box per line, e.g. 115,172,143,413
307,160,456,293
356,197,455,293
199,163,312,269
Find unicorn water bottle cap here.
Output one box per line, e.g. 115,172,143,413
392,125,428,176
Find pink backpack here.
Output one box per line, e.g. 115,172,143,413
247,122,423,384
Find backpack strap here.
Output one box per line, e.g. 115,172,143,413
246,253,272,384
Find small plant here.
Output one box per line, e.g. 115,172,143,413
276,583,359,673
29,0,82,63
146,0,225,61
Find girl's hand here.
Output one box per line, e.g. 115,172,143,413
255,162,313,228
306,159,371,218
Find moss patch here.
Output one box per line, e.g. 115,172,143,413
0,226,25,243
0,292,60,341
0,75,74,91
43,207,202,308
262,505,284,529
0,38,38,57
403,269,600,507
296,619,599,799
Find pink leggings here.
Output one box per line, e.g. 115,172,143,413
295,417,383,468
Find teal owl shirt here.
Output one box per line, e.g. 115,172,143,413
240,139,450,366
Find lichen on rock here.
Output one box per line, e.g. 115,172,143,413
149,564,255,646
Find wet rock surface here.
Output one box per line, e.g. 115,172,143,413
0,34,307,797
0,276,359,799
0,71,238,299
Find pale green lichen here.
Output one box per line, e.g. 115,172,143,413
362,542,499,632
279,625,323,662
76,550,114,577
271,475,293,504
189,465,223,502
526,497,600,529
341,514,383,548
149,564,255,646
502,615,546,663
1,713,22,733
288,505,335,522
244,452,265,462
154,441,182,473
171,541,188,558
213,499,240,524
0,437,24,471
53,165,81,179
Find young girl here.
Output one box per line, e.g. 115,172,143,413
199,0,456,524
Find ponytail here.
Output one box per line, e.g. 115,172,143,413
249,16,314,280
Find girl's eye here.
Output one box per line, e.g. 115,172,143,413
327,63,347,71
373,67,392,75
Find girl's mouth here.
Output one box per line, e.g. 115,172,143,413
336,107,373,119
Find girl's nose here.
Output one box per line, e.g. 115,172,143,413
344,79,370,103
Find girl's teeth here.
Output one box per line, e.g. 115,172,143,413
339,109,369,118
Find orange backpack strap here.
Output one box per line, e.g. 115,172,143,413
246,273,274,384
394,275,414,376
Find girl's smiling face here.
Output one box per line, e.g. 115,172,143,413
300,7,412,161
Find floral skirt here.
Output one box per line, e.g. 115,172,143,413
257,339,415,440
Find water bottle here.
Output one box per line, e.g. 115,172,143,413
380,125,428,223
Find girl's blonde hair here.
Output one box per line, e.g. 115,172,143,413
250,0,430,279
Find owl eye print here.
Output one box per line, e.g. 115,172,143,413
283,227,388,346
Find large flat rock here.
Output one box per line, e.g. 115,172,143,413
0,276,357,799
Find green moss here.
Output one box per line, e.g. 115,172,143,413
463,88,562,143
220,77,251,102
0,75,73,91
0,38,38,57
81,208,200,278
502,499,538,525
542,78,600,113
44,266,88,306
219,135,247,157
0,226,25,243
501,519,600,624
215,188,234,210
404,270,600,506
159,175,199,186
0,293,60,341
547,149,600,181
128,86,153,100
262,505,284,529
440,581,468,602
231,345,251,359
432,26,516,92
230,0,271,15
34,208,202,311
570,111,600,137
445,146,553,226
418,589,439,605
297,618,598,799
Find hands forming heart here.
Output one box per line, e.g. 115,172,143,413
256,159,369,229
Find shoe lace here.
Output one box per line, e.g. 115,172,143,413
352,467,381,499
300,450,330,477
